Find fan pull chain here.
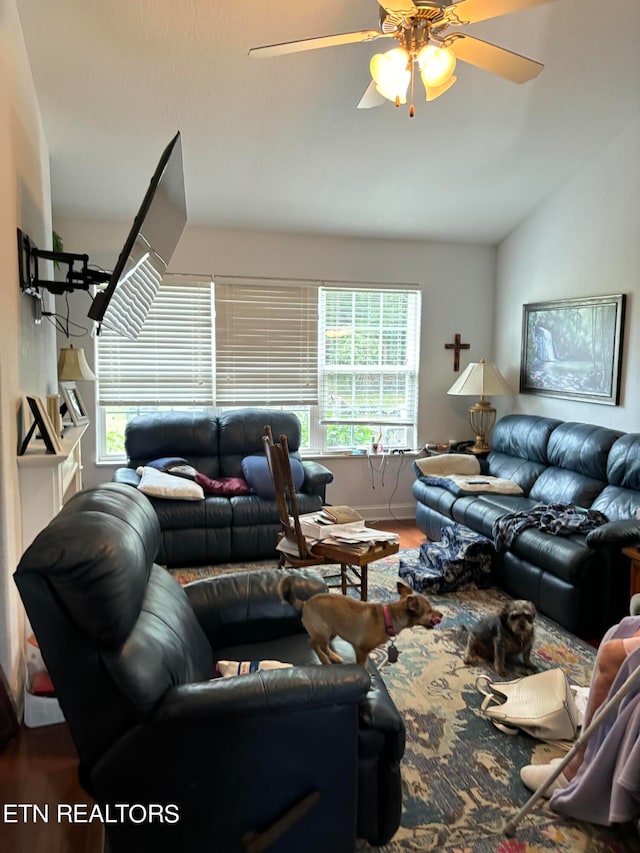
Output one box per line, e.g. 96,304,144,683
409,58,415,118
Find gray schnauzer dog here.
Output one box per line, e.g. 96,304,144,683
463,599,536,677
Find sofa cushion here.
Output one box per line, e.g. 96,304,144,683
242,455,304,499
490,414,561,464
503,527,595,585
451,495,538,539
546,421,622,480
485,453,547,494
230,492,322,527
151,495,234,530
529,468,606,507
606,433,640,490
125,411,221,478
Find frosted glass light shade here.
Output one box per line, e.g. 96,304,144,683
57,345,96,381
370,48,410,103
418,44,456,88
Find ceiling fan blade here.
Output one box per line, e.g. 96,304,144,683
377,1,418,15
445,0,557,27
425,75,457,101
357,81,386,109
248,30,391,59
448,33,543,83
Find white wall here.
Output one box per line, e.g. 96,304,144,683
0,0,55,697
495,118,640,430
53,221,497,517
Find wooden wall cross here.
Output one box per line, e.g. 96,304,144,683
445,333,470,371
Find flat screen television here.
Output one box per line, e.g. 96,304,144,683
88,131,187,340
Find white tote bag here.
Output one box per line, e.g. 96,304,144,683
476,668,580,742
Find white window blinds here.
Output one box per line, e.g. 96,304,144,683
319,285,421,426
96,275,214,406
214,277,319,406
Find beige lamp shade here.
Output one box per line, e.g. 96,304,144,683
57,345,96,381
447,358,512,453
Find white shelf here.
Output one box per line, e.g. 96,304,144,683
18,422,88,549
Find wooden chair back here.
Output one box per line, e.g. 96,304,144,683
262,425,309,560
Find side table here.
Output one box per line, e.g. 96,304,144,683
622,546,640,598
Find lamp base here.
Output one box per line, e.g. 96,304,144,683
467,400,496,455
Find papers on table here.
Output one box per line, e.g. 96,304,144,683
287,512,399,549
295,512,366,540
327,527,398,545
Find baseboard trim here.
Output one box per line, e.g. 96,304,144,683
353,503,415,522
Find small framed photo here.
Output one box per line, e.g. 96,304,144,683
60,383,89,426
19,396,62,455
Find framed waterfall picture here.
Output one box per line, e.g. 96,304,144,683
520,294,626,405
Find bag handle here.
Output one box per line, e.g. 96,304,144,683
475,675,495,697
479,693,519,735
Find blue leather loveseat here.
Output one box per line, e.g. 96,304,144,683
113,408,333,567
413,414,640,636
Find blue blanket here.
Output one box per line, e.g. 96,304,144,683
400,524,494,594
492,502,608,554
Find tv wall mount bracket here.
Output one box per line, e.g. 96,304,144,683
17,228,110,303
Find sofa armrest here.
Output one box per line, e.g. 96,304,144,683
157,664,370,720
586,519,640,549
302,460,334,501
112,467,140,487
184,568,326,647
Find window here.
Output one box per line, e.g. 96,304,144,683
96,275,213,460
96,277,420,458
319,286,421,451
214,277,318,405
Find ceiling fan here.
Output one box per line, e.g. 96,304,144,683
249,0,557,116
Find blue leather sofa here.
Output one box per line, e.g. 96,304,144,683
413,414,640,636
113,408,333,567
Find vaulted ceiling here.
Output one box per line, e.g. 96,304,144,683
17,0,640,244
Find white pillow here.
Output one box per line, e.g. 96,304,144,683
415,453,481,477
136,466,205,500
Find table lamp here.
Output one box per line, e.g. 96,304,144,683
57,345,96,382
447,358,512,453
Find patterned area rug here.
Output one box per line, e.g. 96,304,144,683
169,553,638,852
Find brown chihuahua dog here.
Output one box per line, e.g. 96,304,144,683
279,576,443,666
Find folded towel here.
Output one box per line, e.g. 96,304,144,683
415,453,481,477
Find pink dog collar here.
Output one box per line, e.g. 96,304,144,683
383,605,396,638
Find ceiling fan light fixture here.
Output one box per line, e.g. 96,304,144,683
417,44,456,88
370,47,410,103
424,74,457,102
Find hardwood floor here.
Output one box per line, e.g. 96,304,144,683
369,518,426,550
0,723,103,852
0,520,424,853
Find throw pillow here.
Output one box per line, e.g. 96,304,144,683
241,454,305,499
136,466,205,500
194,473,251,496
145,457,198,480
145,456,189,470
